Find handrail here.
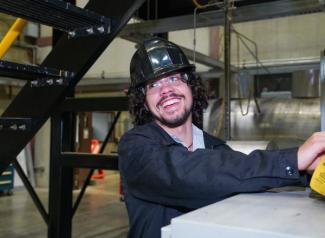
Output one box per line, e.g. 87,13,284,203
0,18,27,58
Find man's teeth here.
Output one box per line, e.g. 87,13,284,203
161,98,180,108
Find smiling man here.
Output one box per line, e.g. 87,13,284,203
118,38,325,238
144,72,194,148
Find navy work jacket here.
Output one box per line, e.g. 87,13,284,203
118,122,306,238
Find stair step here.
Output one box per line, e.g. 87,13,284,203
0,117,32,132
0,60,74,87
0,0,111,38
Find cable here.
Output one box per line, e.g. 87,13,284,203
192,0,224,64
231,26,267,115
232,27,270,74
234,32,251,116
237,76,251,116
214,98,225,136
192,0,208,9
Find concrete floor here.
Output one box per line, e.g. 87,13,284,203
0,171,129,238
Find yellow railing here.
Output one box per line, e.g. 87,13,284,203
0,18,27,59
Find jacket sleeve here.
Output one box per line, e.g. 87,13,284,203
118,130,306,210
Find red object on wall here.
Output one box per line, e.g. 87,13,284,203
91,139,105,179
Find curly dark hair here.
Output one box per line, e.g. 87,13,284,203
128,71,208,127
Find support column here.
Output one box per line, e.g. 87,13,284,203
224,0,232,140
320,50,325,131
48,112,74,238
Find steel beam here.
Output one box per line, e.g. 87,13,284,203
180,46,225,69
200,60,320,79
48,113,74,238
60,153,119,170
224,0,231,140
121,0,323,35
12,159,49,225
60,97,128,112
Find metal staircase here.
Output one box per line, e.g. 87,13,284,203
0,0,145,237
0,0,144,174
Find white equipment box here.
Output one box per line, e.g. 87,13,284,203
162,188,325,238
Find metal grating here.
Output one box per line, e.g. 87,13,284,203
0,0,111,37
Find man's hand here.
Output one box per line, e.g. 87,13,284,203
297,132,325,171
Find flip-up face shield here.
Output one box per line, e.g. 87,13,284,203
130,38,195,89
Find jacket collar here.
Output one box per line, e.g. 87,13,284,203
148,121,226,149
203,131,226,149
149,121,179,146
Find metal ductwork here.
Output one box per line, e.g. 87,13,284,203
204,98,320,141
292,69,320,98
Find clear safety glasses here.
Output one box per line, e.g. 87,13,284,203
142,73,189,95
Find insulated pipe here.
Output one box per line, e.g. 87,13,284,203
0,18,27,59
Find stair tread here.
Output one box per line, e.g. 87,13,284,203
0,60,74,81
0,0,111,36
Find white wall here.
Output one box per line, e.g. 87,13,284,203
86,38,136,78
228,13,325,67
169,28,211,72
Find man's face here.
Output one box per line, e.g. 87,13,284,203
144,73,193,127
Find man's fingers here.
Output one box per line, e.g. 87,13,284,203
297,132,325,170
307,155,324,171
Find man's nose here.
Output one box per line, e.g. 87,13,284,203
159,80,174,94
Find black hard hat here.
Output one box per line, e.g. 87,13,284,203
130,38,195,88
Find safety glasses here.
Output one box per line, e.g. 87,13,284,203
142,73,189,95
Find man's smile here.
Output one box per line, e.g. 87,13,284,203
157,94,185,113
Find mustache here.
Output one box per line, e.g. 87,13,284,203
157,93,185,107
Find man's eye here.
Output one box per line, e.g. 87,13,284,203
148,82,160,89
169,76,179,83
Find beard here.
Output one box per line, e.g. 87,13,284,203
153,105,192,128
147,92,193,128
